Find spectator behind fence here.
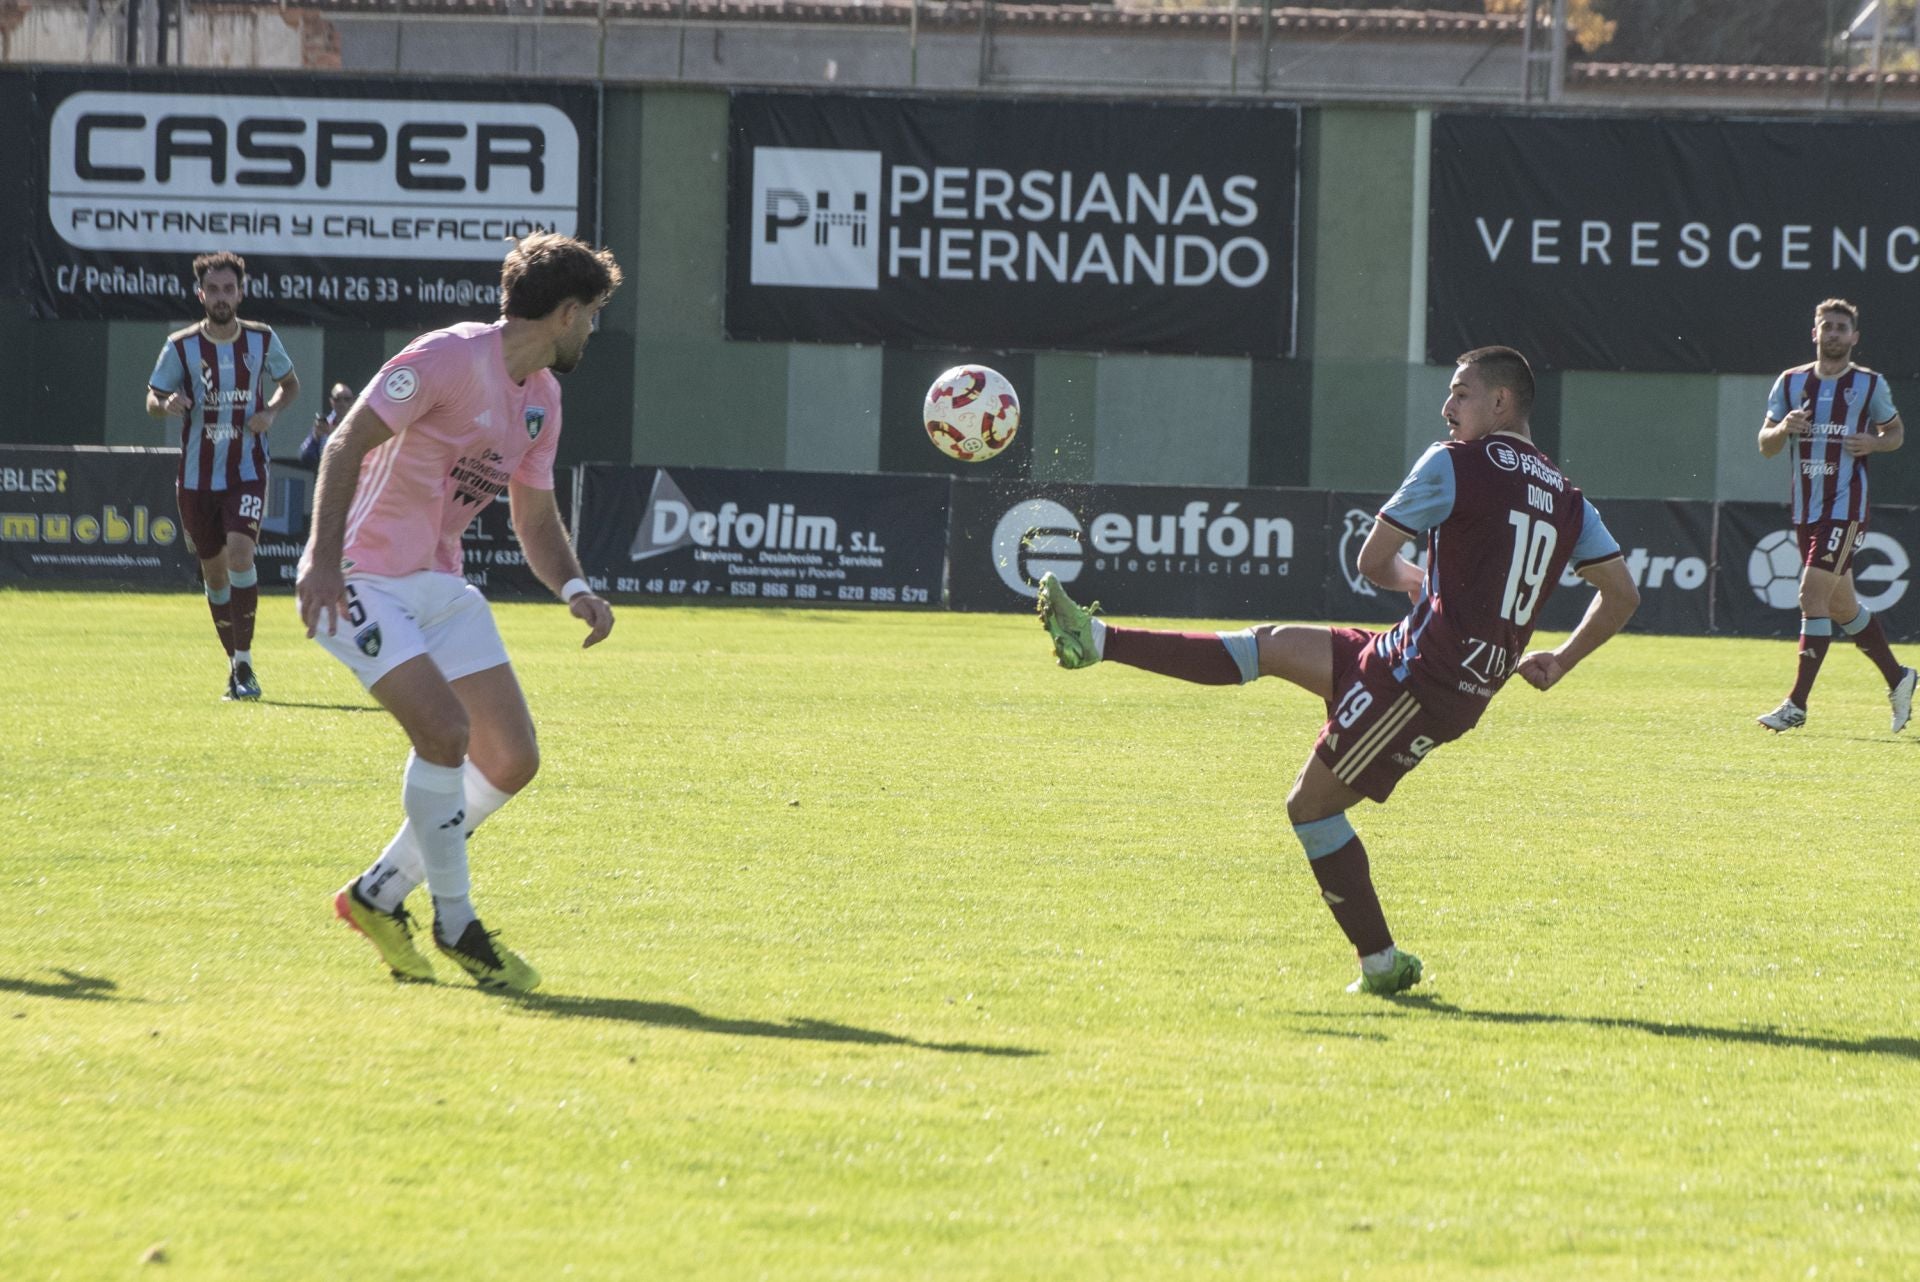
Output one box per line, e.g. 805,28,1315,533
301,382,358,470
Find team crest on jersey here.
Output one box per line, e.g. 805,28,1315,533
1487,440,1521,471
525,407,546,440
354,624,382,657
1842,385,1858,408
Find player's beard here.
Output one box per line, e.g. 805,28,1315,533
1821,338,1850,360
552,341,585,375
205,302,235,325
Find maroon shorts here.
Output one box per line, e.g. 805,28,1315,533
1798,520,1861,576
1311,627,1468,803
175,482,266,561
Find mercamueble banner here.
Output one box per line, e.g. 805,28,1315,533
727,91,1298,357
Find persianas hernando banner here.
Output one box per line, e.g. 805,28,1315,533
20,67,597,328
727,91,1299,358
1429,112,1920,376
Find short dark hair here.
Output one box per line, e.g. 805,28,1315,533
192,251,246,285
1456,345,1535,417
500,233,623,320
1815,297,1859,327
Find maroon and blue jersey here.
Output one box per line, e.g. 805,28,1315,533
148,320,295,492
1766,363,1897,527
1372,435,1623,726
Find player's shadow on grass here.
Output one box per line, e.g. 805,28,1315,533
0,969,125,1003
1328,996,1920,1061
507,993,1044,1058
260,699,384,713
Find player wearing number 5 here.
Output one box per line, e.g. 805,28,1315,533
1036,347,1639,995
298,233,621,994
145,251,300,701
1754,298,1913,734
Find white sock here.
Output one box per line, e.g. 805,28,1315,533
232,649,252,668
1088,616,1109,659
1360,946,1398,976
401,753,472,936
356,761,519,912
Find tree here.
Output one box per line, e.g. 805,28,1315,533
1580,0,1832,66
1482,0,1616,55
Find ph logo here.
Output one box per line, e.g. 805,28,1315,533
749,147,881,290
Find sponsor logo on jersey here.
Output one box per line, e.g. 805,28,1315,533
1488,440,1520,472
383,367,419,402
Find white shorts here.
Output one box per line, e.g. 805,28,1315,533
311,570,510,690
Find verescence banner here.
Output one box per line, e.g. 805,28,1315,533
27,68,598,327
727,91,1298,357
1429,113,1920,376
575,465,951,607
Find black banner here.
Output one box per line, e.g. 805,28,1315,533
948,479,1326,618
1323,491,1415,626
0,446,198,586
1717,500,1920,641
1537,499,1714,636
575,465,950,607
0,71,31,301
1429,113,1920,376
727,91,1298,357
27,68,598,326
250,469,568,598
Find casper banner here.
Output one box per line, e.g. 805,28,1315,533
948,479,1326,618
1716,500,1920,641
727,91,1298,357
1429,113,1920,376
27,68,598,326
0,446,198,586
575,465,950,607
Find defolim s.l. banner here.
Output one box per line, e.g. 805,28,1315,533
726,91,1299,358
1429,113,1920,376
25,68,598,327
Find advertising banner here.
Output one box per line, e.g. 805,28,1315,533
727,91,1298,357
0,71,30,301
1323,491,1413,626
0,446,198,586
948,479,1326,618
1429,113,1920,376
1717,499,1920,640
1535,499,1714,636
27,68,598,326
575,465,950,607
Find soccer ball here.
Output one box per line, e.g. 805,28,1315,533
1748,529,1803,609
924,365,1020,463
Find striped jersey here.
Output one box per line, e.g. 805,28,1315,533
148,320,295,492
1372,434,1622,727
1765,363,1897,526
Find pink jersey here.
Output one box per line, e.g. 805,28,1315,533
342,321,562,577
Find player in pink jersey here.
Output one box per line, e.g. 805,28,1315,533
145,251,301,702
1754,298,1913,735
297,233,622,993
1036,348,1640,995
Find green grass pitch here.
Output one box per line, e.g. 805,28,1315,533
3,590,1917,1280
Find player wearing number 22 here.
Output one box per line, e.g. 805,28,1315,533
145,251,301,702
1037,347,1640,995
297,233,622,994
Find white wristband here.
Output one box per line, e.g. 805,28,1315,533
561,577,591,602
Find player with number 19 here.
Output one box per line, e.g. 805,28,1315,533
1036,347,1639,995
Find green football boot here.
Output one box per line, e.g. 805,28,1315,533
1036,571,1102,670
333,881,436,983
434,919,542,994
1347,948,1424,996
